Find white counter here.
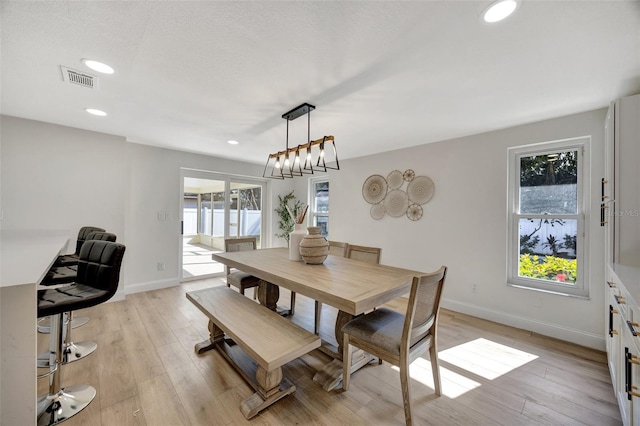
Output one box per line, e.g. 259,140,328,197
0,230,70,425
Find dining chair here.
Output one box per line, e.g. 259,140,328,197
328,240,348,257
344,244,382,264
224,237,296,315
224,237,261,296
342,266,447,426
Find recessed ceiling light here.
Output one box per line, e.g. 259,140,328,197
227,140,239,145
483,0,518,23
82,59,115,74
85,108,107,117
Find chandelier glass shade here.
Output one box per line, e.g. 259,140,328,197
263,103,339,179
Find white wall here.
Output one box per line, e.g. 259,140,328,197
1,116,126,253
327,108,607,349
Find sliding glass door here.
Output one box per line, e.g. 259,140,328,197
180,171,267,280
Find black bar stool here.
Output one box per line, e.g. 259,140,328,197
37,240,125,426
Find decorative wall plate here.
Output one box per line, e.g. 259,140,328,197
384,189,409,217
370,203,385,220
362,174,388,204
406,204,423,221
407,176,435,205
403,169,415,181
387,170,404,190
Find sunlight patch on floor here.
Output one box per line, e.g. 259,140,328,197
391,358,481,398
438,338,538,380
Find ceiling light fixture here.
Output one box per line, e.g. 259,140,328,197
85,108,107,117
227,140,239,145
263,103,339,179
482,0,518,23
82,59,115,74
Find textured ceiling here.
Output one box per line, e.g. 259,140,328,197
2,1,639,166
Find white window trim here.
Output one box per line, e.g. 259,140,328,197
308,176,329,233
506,136,590,298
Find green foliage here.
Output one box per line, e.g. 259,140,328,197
520,150,578,187
542,235,562,256
563,233,577,252
274,191,303,246
519,254,577,284
519,234,540,254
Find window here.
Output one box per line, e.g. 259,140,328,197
507,137,588,297
310,178,329,238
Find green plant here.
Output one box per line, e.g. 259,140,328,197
563,233,577,252
542,235,563,257
519,254,577,284
274,191,303,246
519,234,540,254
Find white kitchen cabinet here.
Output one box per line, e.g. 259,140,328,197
604,94,640,425
607,264,640,426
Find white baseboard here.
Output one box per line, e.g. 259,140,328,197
110,291,126,302
441,297,605,351
124,278,179,296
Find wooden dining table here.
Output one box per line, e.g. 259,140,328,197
210,247,426,391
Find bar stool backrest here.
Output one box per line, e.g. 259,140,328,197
76,240,126,291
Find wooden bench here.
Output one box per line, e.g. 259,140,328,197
186,286,321,419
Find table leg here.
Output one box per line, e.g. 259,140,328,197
257,280,292,316
257,280,279,310
312,310,374,391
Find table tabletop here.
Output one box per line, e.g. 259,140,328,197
213,248,426,315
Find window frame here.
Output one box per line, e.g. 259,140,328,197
309,176,330,238
507,136,590,298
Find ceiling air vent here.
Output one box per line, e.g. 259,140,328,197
60,66,98,89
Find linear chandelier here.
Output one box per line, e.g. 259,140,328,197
262,103,339,179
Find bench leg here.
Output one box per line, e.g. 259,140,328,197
239,366,296,419
194,320,224,355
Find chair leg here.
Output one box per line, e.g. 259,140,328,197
314,301,322,335
289,291,296,316
342,334,353,391
37,313,96,426
400,359,413,426
429,344,442,396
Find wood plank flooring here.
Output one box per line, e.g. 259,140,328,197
37,278,622,425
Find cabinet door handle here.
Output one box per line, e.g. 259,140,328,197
610,305,619,336
626,348,632,399
608,281,617,288
616,295,626,304
628,320,638,337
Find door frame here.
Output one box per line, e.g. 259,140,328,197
179,167,270,282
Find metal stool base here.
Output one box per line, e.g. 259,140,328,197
38,317,89,334
36,384,96,426
37,341,97,368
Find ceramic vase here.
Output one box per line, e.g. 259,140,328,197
289,223,305,261
299,226,329,264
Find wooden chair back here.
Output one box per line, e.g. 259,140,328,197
224,237,257,276
403,266,447,354
345,244,381,264
328,240,348,257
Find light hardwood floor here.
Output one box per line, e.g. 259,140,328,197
37,278,622,425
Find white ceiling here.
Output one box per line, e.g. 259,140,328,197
2,1,639,166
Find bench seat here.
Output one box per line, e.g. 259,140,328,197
187,286,320,418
